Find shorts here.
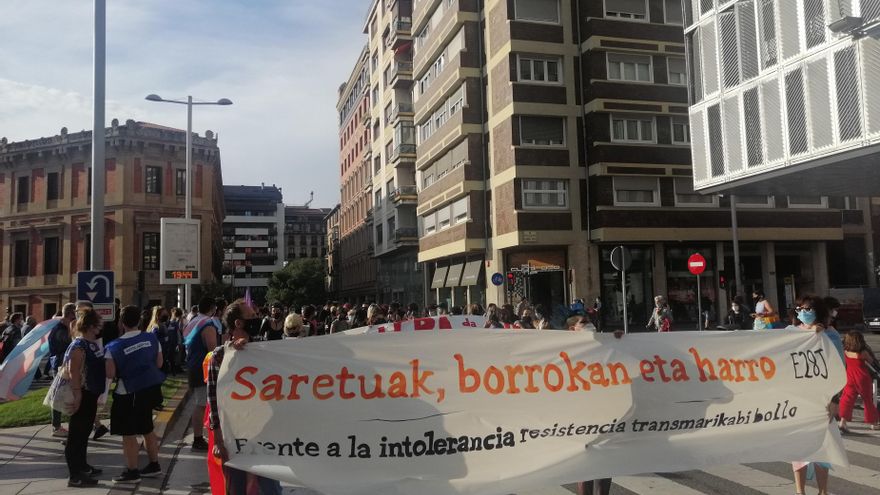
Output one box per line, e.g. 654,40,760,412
110,385,162,436
187,364,205,388
192,385,207,406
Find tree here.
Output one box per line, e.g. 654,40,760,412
266,258,327,310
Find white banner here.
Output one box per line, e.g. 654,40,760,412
345,315,487,335
217,329,847,495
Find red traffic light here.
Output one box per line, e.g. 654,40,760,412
506,272,515,281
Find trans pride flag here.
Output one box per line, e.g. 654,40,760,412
0,318,61,401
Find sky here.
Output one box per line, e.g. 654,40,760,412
0,0,369,208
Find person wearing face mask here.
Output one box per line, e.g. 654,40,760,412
722,299,751,330
750,289,778,330
105,306,166,483
785,295,835,495
822,297,845,360
260,303,285,341
206,299,283,495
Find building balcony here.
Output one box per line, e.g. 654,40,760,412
390,102,414,123
389,61,413,89
842,209,864,225
391,185,418,204
394,227,419,244
390,143,417,164
363,114,372,127
366,207,374,224
387,17,413,49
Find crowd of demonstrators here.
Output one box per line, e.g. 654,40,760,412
184,297,222,453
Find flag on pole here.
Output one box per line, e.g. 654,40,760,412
244,287,253,308
0,319,61,401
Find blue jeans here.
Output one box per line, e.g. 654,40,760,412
223,466,282,495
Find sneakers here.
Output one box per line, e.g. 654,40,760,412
52,427,68,438
112,469,141,484
67,475,99,488
140,461,162,478
92,424,109,441
191,436,209,452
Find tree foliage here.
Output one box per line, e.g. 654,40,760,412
266,258,327,309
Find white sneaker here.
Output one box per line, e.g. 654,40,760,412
52,427,68,438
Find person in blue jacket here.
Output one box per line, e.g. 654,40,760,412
105,305,165,484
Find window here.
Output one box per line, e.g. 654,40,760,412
44,237,60,275
758,0,777,68
803,0,826,49
514,0,560,23
519,116,565,146
14,239,29,277
451,196,470,223
375,190,382,207
437,206,451,230
145,166,162,194
176,169,186,196
518,55,562,83
613,177,659,206
735,195,774,208
672,117,691,144
423,213,437,235
611,115,655,143
605,0,648,20
674,178,716,206
84,234,91,270
47,172,60,201
664,0,682,24
787,196,827,208
376,225,384,246
142,232,160,270
522,180,568,209
17,176,29,204
667,57,687,85
607,53,652,82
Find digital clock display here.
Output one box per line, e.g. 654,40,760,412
165,270,198,280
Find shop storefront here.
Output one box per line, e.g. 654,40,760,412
506,250,568,315
429,258,485,308
665,246,717,326
599,246,654,331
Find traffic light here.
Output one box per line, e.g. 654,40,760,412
506,272,515,285
719,269,729,290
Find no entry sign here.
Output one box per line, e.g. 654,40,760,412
688,253,707,276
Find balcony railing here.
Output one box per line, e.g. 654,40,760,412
392,185,418,203
394,227,419,243
390,61,414,88
365,207,374,223
390,102,414,122
391,143,417,161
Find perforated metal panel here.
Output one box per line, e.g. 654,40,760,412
834,47,862,142
779,0,801,61
738,1,760,81
803,0,826,49
785,68,810,155
723,95,744,171
708,104,725,177
758,0,778,68
701,0,715,15
762,77,785,162
807,57,833,151
702,19,720,95
689,31,704,102
862,0,880,21
861,38,880,137
691,108,708,182
743,87,764,166
720,10,741,88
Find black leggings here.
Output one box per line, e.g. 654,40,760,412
65,390,98,477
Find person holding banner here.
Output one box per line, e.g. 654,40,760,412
786,295,833,495
207,299,283,495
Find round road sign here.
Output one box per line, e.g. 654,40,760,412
610,246,632,271
491,272,504,286
688,253,707,276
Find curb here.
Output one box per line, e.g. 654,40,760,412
153,380,190,444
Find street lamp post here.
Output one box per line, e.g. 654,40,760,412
145,94,232,311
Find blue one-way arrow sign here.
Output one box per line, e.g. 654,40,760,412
76,271,115,305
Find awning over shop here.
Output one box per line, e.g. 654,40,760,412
430,266,449,289
445,263,464,288
460,260,483,286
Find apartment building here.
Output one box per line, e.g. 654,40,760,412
364,0,425,303
337,45,379,302
325,204,341,298
404,0,874,326
284,205,332,262
222,185,285,302
0,120,224,319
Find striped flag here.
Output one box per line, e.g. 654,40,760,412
0,318,62,401
244,287,253,308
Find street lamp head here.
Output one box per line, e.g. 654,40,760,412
145,94,163,102
216,98,233,106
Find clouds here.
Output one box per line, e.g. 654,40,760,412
0,0,367,207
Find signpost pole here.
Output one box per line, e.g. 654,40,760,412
89,0,106,271
621,246,629,334
697,273,702,331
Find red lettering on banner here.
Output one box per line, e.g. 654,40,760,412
232,366,258,400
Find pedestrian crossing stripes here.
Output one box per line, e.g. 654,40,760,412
517,424,880,495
